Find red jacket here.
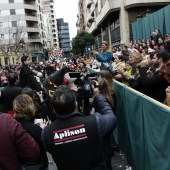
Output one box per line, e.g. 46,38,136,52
0,114,40,170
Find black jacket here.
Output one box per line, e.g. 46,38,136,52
139,67,169,102
0,85,22,110
19,65,42,91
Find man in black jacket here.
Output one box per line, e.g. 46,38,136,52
0,73,22,113
139,50,170,102
42,86,116,170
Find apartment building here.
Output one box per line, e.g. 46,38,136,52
77,0,170,50
0,0,47,64
76,0,86,32
57,18,71,57
42,0,59,48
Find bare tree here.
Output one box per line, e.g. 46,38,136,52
0,16,27,61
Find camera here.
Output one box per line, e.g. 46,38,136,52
68,71,99,115
69,72,99,99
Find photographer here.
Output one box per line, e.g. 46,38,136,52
42,86,116,170
20,87,50,119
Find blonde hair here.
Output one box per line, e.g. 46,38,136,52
13,94,36,119
130,51,143,64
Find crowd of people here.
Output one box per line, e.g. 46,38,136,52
0,29,170,170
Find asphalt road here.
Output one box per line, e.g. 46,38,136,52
47,150,132,170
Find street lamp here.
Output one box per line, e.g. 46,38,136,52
19,39,25,55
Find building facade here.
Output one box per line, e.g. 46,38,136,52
42,0,59,48
77,0,170,50
57,18,71,57
0,0,47,64
76,0,86,33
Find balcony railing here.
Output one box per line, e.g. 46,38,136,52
25,16,37,22
27,27,39,32
24,5,36,10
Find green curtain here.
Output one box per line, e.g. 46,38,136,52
143,17,151,40
158,8,165,35
164,5,170,34
132,5,170,40
153,12,159,32
148,14,155,33
142,18,146,40
136,19,143,40
114,81,170,170
132,22,137,40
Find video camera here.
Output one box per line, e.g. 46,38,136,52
68,71,99,115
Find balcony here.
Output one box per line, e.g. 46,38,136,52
24,4,37,11
25,15,37,21
27,27,39,32
27,38,41,43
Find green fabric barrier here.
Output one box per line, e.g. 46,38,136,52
132,22,137,40
142,18,146,40
136,19,143,40
158,8,165,35
153,12,160,32
143,17,151,40
86,67,170,170
148,14,155,33
114,81,170,170
164,5,170,34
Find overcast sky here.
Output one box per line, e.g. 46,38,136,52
54,0,79,41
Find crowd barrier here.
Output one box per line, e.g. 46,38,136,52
87,67,170,170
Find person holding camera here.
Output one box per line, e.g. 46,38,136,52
93,41,113,70
20,87,50,119
42,86,116,170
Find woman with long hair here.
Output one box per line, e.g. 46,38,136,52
92,73,115,170
93,41,113,70
13,94,48,169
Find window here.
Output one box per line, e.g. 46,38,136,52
95,2,98,16
9,0,14,3
1,34,4,39
10,9,16,15
0,22,3,27
13,33,16,38
12,21,17,27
